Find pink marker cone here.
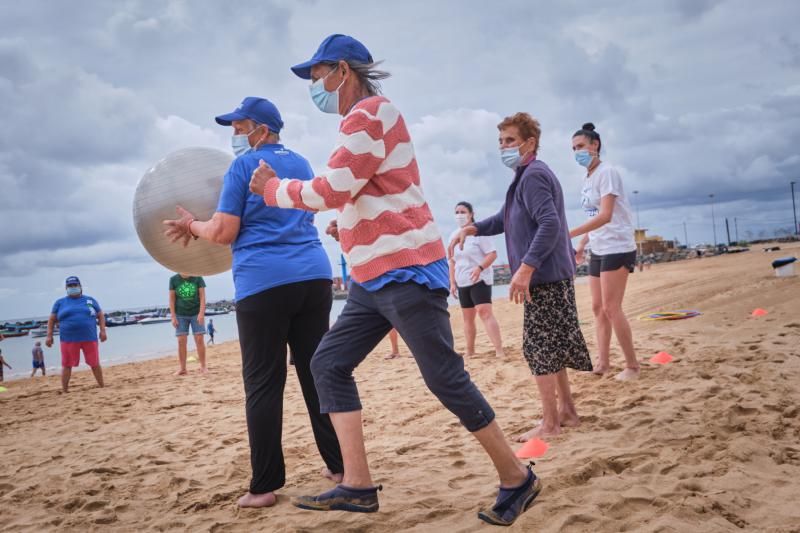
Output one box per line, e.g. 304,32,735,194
650,351,673,364
516,438,549,459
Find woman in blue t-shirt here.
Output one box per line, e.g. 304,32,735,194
46,276,106,393
163,97,342,509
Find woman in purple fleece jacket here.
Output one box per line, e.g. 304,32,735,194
450,112,592,441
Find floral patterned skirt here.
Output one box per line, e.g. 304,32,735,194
522,279,592,376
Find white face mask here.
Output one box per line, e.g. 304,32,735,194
455,213,469,227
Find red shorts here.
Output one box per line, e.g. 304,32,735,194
60,341,100,368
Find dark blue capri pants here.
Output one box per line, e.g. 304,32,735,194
311,281,495,432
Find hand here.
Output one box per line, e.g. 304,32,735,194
249,159,277,195
171,316,178,328
326,219,340,242
45,336,53,348
447,225,477,257
450,283,459,299
509,264,535,304
575,247,585,265
469,266,482,284
197,314,205,326
163,205,196,247
99,330,107,342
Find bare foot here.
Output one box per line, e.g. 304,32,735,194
238,492,277,508
559,413,581,428
615,367,640,381
174,369,187,376
199,367,209,375
321,467,343,483
591,359,610,375
384,353,399,360
516,424,561,442
495,349,506,358
465,351,475,358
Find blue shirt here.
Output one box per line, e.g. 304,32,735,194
357,259,450,292
51,295,102,342
217,144,332,301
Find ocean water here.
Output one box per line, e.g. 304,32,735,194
1,284,524,381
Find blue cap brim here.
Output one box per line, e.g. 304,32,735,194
290,59,318,80
215,111,248,126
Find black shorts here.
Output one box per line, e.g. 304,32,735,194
457,281,492,308
589,251,637,277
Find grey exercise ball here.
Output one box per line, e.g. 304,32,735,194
133,147,233,276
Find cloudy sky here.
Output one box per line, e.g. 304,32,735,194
1,0,798,319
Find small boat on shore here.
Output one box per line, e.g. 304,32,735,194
139,311,171,325
30,325,58,338
106,315,140,327
0,329,29,337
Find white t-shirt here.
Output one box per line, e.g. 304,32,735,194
580,162,636,255
448,230,496,287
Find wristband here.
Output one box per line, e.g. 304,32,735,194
478,265,484,271
188,219,199,240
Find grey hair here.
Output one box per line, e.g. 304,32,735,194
326,60,391,96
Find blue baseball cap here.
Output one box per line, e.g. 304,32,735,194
65,276,81,286
215,97,284,133
291,34,373,80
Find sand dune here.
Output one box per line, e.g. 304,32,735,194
1,243,799,532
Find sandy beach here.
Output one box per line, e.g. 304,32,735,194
1,243,799,532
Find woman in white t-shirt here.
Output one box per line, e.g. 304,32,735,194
448,201,505,358
568,123,640,381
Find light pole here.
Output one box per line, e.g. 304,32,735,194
632,190,641,229
709,193,717,248
792,181,798,236
683,221,689,248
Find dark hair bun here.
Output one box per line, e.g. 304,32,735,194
582,122,595,132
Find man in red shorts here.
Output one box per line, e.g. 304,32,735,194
46,276,107,393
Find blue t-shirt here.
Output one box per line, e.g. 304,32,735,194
357,259,450,292
217,144,332,301
51,295,102,342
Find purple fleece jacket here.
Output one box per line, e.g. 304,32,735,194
474,159,575,286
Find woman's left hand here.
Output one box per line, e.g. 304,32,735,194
250,160,277,196
509,264,535,304
469,266,482,284
163,206,196,247
99,330,107,342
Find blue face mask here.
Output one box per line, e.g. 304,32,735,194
575,150,593,168
310,69,345,114
501,147,521,168
231,125,261,157
66,286,81,297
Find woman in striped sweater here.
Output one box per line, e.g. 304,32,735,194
249,34,540,526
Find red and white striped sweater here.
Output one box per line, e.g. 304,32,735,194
263,96,445,283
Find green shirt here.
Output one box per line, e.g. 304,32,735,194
169,275,206,317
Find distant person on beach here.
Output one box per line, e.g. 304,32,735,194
163,96,343,509
385,329,400,359
31,341,45,377
450,112,592,441
206,319,216,345
0,349,11,382
168,273,208,375
46,276,106,393
249,35,538,525
448,201,505,358
569,123,640,381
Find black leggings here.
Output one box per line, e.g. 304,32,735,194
235,279,343,494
